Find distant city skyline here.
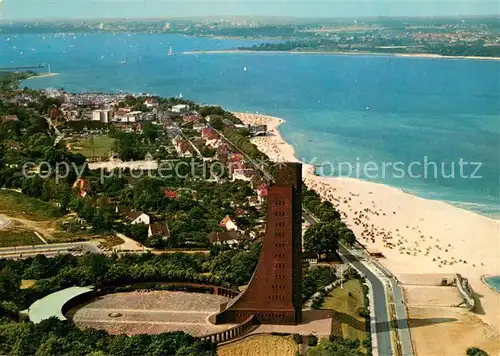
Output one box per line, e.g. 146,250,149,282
1,0,499,21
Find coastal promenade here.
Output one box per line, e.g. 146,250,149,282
303,210,395,356
214,121,399,355
371,259,414,356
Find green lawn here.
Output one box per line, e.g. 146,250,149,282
74,135,115,157
0,230,41,247
0,191,62,220
322,279,368,343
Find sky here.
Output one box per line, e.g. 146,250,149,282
1,0,499,21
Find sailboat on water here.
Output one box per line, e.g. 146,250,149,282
178,93,183,99
168,46,173,56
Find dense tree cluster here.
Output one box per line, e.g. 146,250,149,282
0,248,262,312
0,317,215,356
222,127,268,162
308,337,365,356
302,266,337,303
303,186,356,246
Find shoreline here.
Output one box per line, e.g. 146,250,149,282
233,111,500,335
482,275,500,294
184,49,500,61
26,73,60,80
236,111,498,222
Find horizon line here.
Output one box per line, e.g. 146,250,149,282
1,14,499,24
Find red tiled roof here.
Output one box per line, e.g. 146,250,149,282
202,127,220,140
163,189,178,199
228,152,244,162
183,115,201,123
0,115,19,123
257,183,269,197
177,140,192,153
219,215,235,228
233,168,254,178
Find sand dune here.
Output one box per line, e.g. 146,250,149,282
233,112,500,334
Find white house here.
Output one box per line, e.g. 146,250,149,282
92,109,112,123
207,231,250,247
144,98,159,108
124,111,143,122
219,215,238,231
232,168,254,182
171,104,189,113
125,211,150,225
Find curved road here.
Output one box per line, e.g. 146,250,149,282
302,211,393,355
338,245,393,356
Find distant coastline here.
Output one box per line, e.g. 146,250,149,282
183,49,500,61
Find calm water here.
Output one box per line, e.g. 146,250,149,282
485,276,500,292
2,33,499,217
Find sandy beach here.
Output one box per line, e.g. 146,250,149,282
233,112,500,351
185,50,500,61
26,73,60,80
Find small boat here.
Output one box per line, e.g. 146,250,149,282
243,66,247,72
178,93,183,98
366,106,371,110
168,46,173,56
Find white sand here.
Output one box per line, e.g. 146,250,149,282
234,112,500,333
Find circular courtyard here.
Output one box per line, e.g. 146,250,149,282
68,290,234,336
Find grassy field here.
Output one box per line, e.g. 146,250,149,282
217,335,298,356
71,135,115,157
0,230,41,247
0,191,62,221
322,279,368,343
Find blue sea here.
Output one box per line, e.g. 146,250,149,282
485,276,500,292
2,33,499,218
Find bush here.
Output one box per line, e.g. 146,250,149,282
466,347,489,356
292,333,302,344
362,337,372,351
358,307,370,319
307,334,318,347
329,334,342,342
270,332,289,336
345,268,361,280
311,294,325,309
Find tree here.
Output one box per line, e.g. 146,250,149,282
466,347,489,356
307,334,318,346
0,267,21,302
209,116,224,130
142,122,160,143
304,222,340,258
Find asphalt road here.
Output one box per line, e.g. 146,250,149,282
371,260,414,356
0,242,101,259
303,210,393,355
338,245,393,356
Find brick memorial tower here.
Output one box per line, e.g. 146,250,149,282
214,163,303,325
